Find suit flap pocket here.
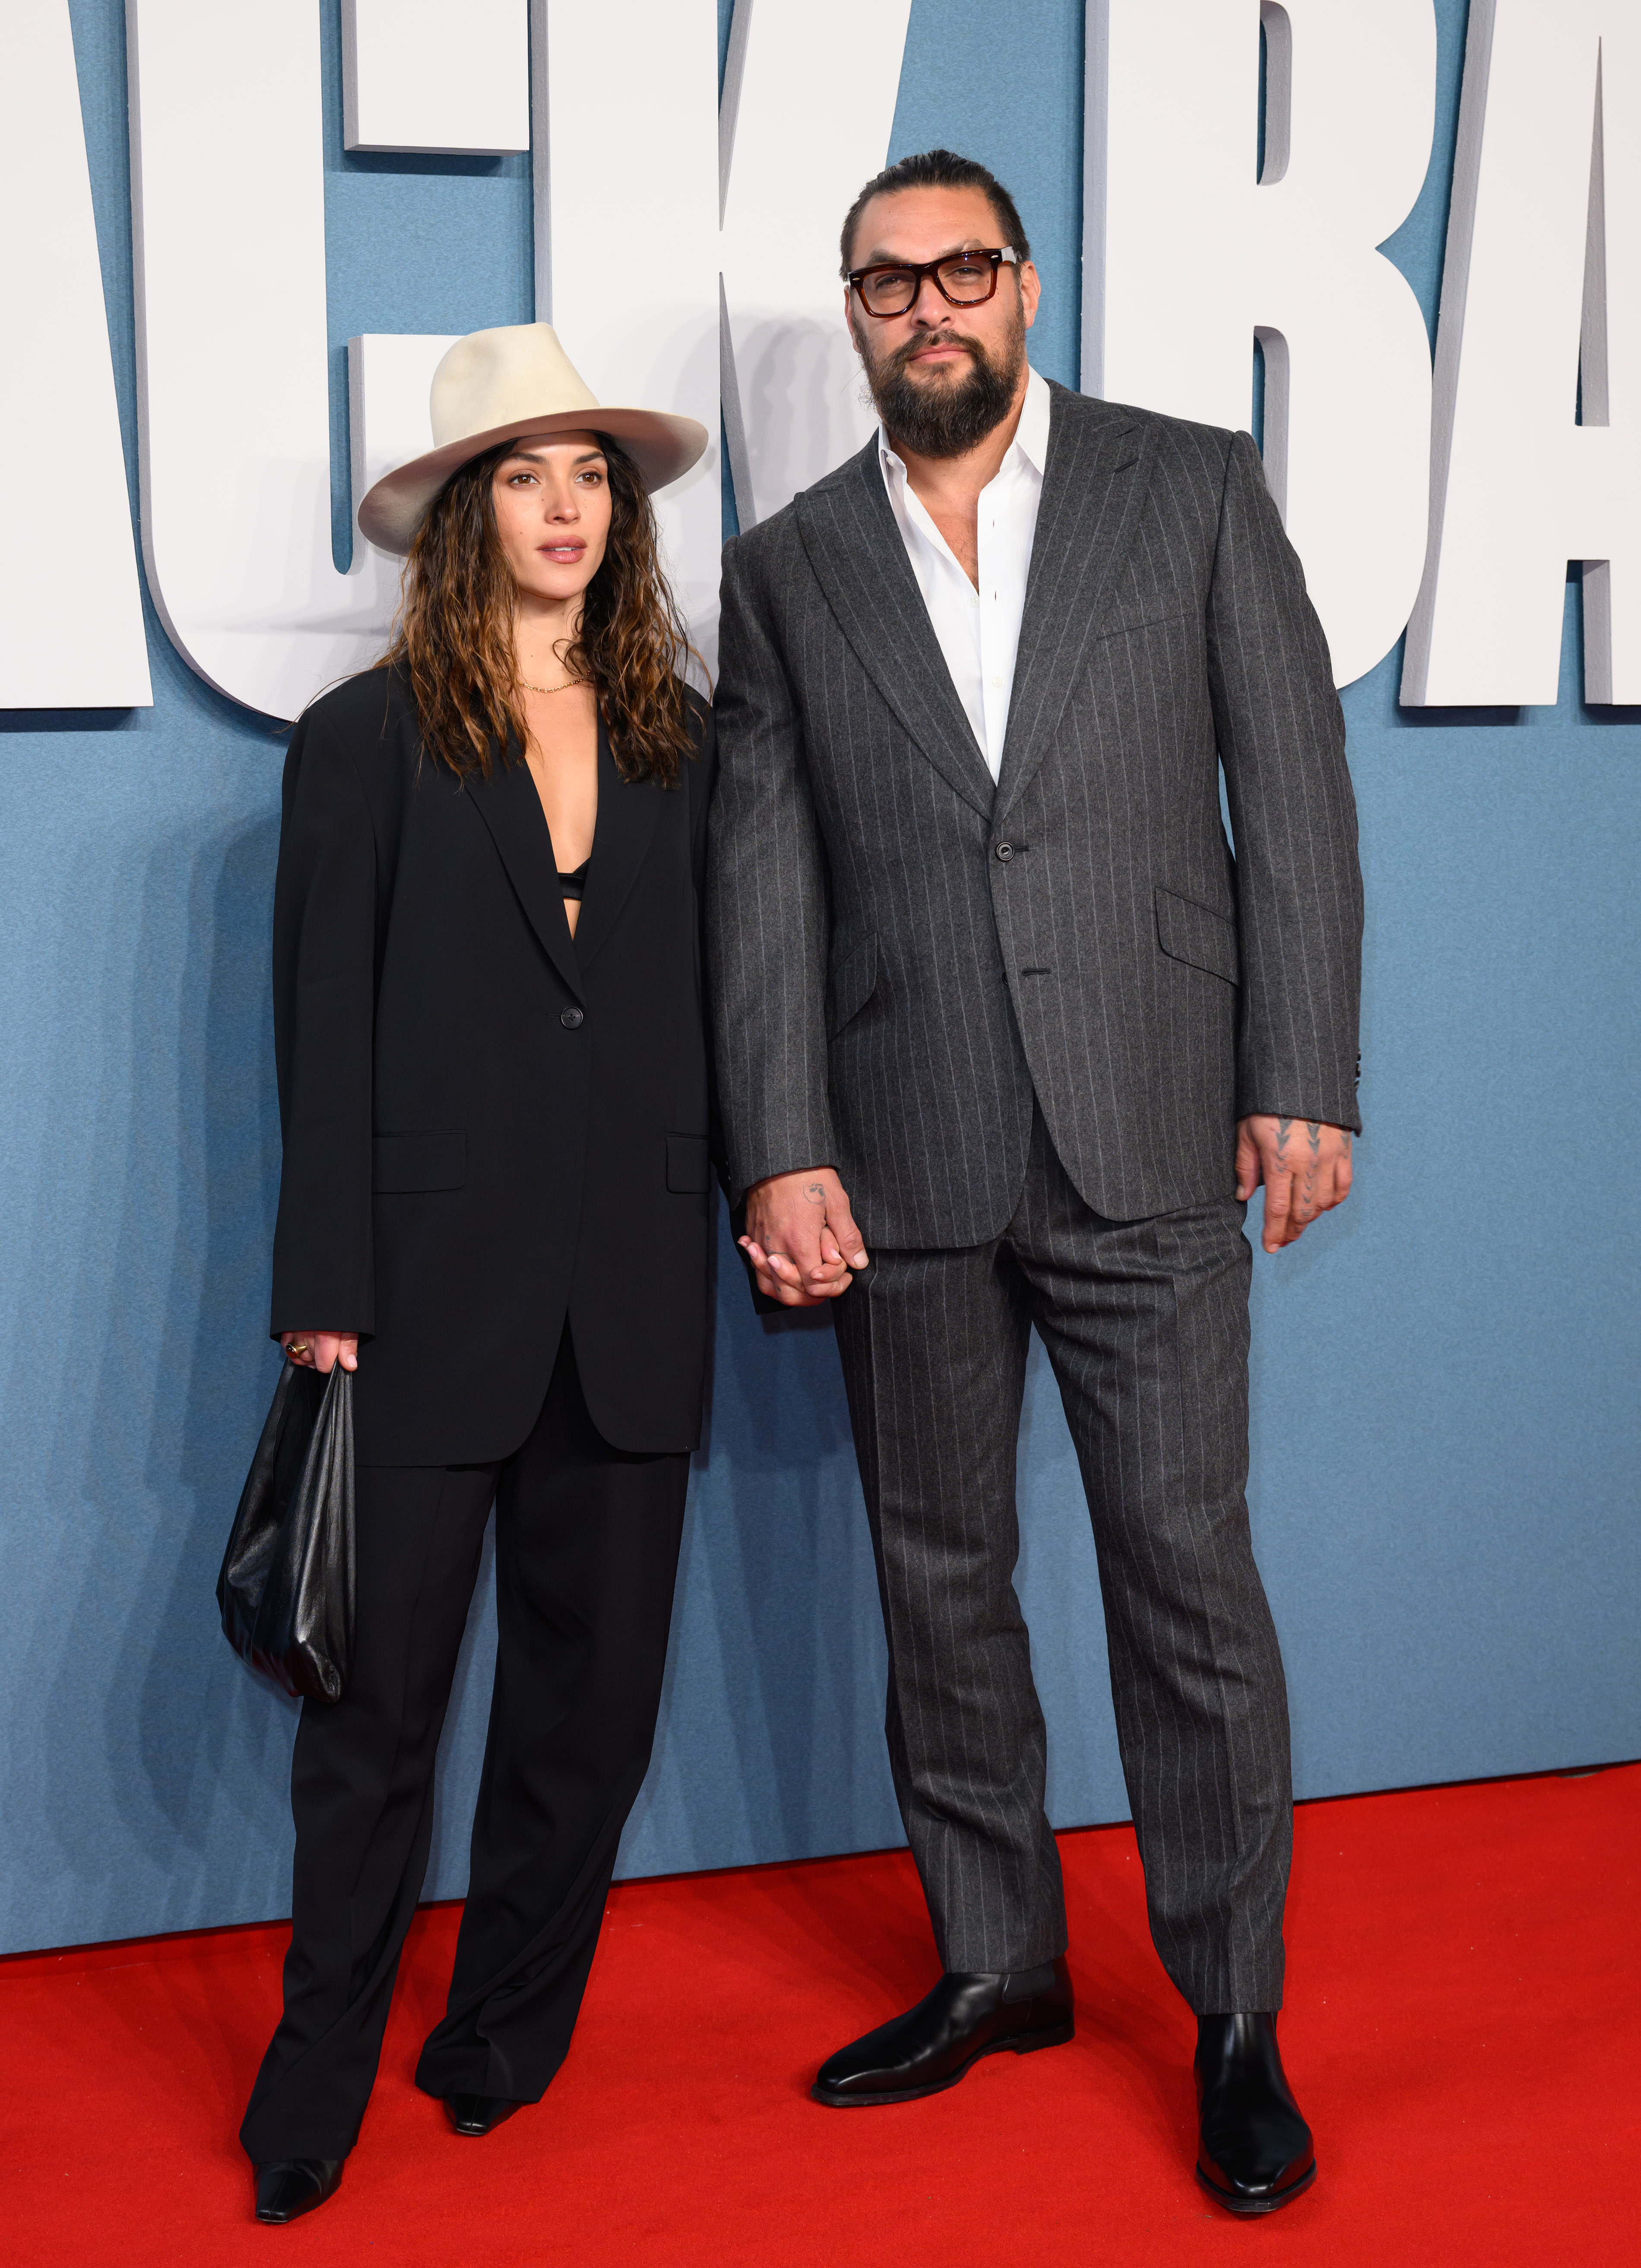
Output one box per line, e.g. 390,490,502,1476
1155,887,1239,985
826,935,879,1038
1096,604,1187,642
665,1133,711,1195
373,1131,466,1193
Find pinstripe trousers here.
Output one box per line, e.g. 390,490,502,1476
831,1107,1292,2014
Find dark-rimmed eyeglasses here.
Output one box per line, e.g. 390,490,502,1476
846,246,1020,319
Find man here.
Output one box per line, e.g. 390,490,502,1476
708,149,1360,2217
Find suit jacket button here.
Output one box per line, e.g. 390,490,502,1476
995,841,1014,863
560,1007,584,1029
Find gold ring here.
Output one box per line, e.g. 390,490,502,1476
287,1341,310,1358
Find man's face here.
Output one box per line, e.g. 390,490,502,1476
844,184,1041,457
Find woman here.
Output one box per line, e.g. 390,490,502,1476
241,325,715,2224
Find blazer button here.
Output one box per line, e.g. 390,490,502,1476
995,841,1014,863
560,1008,584,1029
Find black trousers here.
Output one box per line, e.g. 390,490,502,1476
239,1329,688,2161
831,1107,1292,2013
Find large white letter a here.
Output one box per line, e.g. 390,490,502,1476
1403,1,1641,705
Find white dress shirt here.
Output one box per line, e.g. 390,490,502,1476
878,362,1051,782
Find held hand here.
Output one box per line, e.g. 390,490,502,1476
739,1168,869,1307
281,1331,359,1374
1236,1116,1353,1252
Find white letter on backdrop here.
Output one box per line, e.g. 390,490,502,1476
127,0,415,719
1087,0,1436,689
719,0,913,530
343,0,529,155
1401,3,1641,706
532,0,721,664
0,0,150,707
348,335,462,532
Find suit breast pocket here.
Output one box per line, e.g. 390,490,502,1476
1096,601,1188,642
373,1130,466,1193
1154,887,1239,986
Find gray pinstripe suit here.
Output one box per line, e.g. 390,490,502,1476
707,382,1362,2012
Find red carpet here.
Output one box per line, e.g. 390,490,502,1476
3,1765,1635,2265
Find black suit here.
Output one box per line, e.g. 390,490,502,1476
269,662,717,1460
243,665,715,2161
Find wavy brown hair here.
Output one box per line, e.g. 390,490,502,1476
383,432,696,785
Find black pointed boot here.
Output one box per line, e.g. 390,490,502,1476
253,2157,344,2224
1194,2013,1315,2214
812,1959,1074,2106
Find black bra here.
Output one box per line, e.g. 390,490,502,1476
558,856,591,903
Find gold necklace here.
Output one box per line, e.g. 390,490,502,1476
519,674,583,696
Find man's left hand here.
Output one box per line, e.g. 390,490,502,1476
1236,1116,1353,1253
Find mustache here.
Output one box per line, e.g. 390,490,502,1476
884,328,985,377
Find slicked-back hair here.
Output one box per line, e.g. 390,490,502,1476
839,148,1031,277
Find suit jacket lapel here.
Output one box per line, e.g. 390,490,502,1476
795,444,997,822
465,741,583,1001
573,714,662,972
995,386,1153,823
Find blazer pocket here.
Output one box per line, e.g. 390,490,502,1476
826,935,879,1038
373,1130,466,1193
1155,886,1240,986
665,1133,712,1194
1096,605,1187,642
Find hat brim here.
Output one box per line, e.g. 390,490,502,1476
357,406,710,556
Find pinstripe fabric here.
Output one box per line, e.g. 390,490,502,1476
707,380,1356,2012
833,1110,1290,2011
707,382,1362,1240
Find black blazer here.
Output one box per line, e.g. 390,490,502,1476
269,663,718,1464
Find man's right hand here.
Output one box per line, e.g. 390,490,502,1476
740,1168,869,1307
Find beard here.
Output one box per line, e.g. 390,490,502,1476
856,302,1026,459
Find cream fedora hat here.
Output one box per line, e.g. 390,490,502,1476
357,323,709,556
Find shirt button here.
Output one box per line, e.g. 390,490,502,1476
990,675,1003,688
560,1007,584,1028
995,842,1014,863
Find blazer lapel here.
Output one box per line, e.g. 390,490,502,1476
995,386,1154,823
465,742,583,1001
795,444,997,822
572,715,662,972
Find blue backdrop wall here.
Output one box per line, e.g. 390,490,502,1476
2,0,1636,1957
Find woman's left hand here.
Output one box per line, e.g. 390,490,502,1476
281,1332,359,1374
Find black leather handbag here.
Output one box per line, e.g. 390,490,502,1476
217,1360,355,1703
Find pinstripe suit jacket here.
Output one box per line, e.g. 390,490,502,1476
708,380,1362,1244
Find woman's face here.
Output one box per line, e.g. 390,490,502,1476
490,428,612,608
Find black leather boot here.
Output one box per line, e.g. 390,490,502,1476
812,1959,1074,2106
253,2158,344,2224
444,2093,526,2137
1194,2013,1315,2214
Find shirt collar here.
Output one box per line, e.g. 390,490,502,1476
878,361,1050,484
1013,363,1051,477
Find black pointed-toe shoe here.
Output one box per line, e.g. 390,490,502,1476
444,2093,526,2138
1194,2013,1316,2215
253,2158,344,2224
812,1959,1074,2107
